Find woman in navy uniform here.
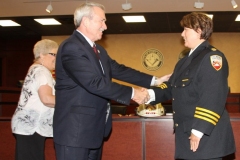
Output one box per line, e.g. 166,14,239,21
149,12,235,160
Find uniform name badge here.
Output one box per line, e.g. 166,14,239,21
210,55,222,71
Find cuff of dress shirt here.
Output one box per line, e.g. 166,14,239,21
131,87,134,99
150,76,157,86
145,89,155,104
191,129,203,138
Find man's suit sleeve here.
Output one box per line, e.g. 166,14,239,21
60,42,151,105
109,57,153,88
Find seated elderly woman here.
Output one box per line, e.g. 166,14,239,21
11,39,58,160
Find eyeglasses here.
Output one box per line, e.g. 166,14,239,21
48,53,56,57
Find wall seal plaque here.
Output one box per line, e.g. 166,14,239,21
142,48,164,71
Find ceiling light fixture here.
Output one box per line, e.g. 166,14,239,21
0,20,21,27
122,16,146,23
46,1,53,13
122,0,132,11
231,0,238,8
34,18,61,25
235,14,240,21
206,14,213,19
194,0,204,9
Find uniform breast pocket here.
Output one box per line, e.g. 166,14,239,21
175,78,192,88
173,78,196,103
70,105,96,116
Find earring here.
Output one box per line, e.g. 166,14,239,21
40,59,44,66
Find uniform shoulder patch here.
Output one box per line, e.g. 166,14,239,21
210,55,222,71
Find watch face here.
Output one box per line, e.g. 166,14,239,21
142,48,164,71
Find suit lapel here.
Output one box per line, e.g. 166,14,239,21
172,41,210,81
174,55,191,78
73,31,105,75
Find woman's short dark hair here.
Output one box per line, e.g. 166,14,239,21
180,12,213,40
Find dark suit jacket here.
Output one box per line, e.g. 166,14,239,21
152,41,235,159
53,30,153,149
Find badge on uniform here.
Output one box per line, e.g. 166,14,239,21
210,55,222,71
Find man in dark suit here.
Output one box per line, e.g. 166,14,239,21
147,12,235,160
53,2,170,160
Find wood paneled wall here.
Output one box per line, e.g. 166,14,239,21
44,33,240,93
1,114,240,160
0,37,40,87
1,33,240,91
1,87,239,117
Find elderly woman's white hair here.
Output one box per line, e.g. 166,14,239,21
33,39,58,61
74,1,105,28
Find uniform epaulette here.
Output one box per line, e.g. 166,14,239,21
194,107,220,125
211,48,217,51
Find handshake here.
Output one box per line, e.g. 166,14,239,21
132,88,151,104
132,74,171,104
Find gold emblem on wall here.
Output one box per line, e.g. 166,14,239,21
142,48,164,71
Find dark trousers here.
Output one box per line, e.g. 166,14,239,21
55,143,102,160
14,132,46,160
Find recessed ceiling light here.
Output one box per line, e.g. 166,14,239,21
235,14,240,21
0,20,21,27
207,14,213,19
34,18,61,25
122,16,146,23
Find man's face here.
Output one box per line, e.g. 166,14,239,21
86,7,107,42
181,27,201,49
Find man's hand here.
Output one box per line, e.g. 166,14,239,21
155,74,172,86
132,88,150,104
189,133,201,152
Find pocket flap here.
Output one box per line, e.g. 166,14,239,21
70,105,96,115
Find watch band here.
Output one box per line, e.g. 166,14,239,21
154,77,158,86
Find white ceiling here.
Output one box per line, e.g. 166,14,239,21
1,0,240,38
0,0,239,17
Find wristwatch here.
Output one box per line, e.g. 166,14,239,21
154,77,159,86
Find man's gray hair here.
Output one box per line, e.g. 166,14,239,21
74,1,105,28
